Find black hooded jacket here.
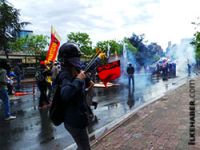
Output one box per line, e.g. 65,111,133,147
59,69,89,128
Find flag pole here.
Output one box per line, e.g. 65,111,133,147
84,49,105,72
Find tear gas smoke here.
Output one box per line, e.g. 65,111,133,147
118,44,152,90
166,38,196,76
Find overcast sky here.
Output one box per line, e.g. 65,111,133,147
8,0,200,49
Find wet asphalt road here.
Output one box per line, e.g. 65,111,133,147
0,74,192,150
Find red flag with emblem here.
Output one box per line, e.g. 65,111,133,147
97,60,120,87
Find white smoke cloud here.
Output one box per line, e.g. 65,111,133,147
167,38,195,76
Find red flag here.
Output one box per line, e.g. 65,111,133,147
97,60,120,87
46,26,61,62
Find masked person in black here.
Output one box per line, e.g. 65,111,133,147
36,62,51,109
58,42,91,150
127,63,135,91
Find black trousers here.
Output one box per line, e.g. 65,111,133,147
64,123,91,150
37,81,49,107
128,74,134,90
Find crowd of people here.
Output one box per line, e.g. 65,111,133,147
1,39,198,150
3,41,189,150
2,41,195,150
0,43,100,149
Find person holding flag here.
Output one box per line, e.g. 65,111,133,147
57,42,91,150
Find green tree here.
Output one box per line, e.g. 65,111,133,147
123,37,137,53
67,32,93,55
0,1,30,58
191,31,200,66
191,18,200,67
96,41,109,52
195,32,200,59
96,40,123,56
9,34,49,55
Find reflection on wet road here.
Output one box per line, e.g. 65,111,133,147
0,74,191,150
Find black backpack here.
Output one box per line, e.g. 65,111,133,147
49,76,65,126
